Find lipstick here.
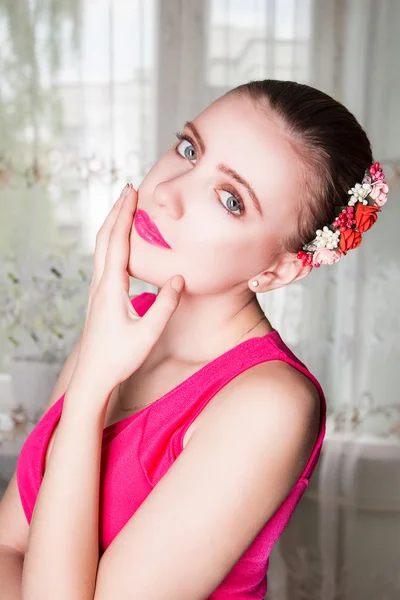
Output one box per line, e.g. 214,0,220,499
133,209,171,249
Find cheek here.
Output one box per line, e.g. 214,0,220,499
184,227,253,284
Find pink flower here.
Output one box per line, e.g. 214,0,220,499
312,248,341,266
369,181,389,207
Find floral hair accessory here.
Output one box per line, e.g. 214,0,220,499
297,161,389,268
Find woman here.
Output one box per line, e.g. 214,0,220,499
3,80,389,599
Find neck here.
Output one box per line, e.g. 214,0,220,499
143,288,272,367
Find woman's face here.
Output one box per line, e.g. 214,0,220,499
128,93,303,295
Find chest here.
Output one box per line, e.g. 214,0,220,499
43,358,221,476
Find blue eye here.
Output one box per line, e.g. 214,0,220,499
175,133,197,162
218,189,244,218
174,131,245,219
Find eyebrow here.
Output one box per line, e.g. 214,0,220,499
184,120,263,217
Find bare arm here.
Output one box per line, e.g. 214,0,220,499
20,370,109,600
0,331,84,597
0,544,24,600
93,361,320,599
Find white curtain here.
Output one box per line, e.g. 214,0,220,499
266,2,400,599
1,1,400,598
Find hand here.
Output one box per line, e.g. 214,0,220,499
73,183,185,395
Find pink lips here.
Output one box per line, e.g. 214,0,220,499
133,209,171,249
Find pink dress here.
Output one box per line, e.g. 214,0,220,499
16,292,326,599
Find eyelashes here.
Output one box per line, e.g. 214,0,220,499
175,132,196,158
217,189,245,219
174,132,245,218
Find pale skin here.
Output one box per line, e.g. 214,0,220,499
20,92,321,599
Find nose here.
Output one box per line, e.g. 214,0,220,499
153,177,184,219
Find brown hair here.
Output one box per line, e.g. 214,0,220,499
227,79,374,256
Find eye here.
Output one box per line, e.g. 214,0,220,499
218,189,244,218
175,131,245,219
175,133,197,163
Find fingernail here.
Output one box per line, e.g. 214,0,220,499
120,183,129,198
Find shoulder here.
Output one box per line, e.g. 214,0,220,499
200,358,320,430
192,358,321,481
244,359,321,426
232,358,320,402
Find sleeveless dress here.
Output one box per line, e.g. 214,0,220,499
16,292,327,599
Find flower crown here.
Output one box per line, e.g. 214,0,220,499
297,161,389,267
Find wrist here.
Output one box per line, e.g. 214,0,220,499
72,345,116,395
65,366,114,414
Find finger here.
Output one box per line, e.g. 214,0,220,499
102,185,138,282
136,275,185,345
92,184,131,286
96,184,130,246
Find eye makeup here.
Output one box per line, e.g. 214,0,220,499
174,132,245,219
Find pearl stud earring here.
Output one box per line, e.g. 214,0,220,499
251,280,259,287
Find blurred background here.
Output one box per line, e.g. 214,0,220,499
0,0,399,598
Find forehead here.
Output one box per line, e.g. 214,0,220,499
192,93,301,218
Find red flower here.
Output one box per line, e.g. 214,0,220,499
339,228,363,255
355,204,381,233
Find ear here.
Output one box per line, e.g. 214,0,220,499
253,253,312,293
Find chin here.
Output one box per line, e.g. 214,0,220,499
127,255,165,290
127,227,174,287
127,259,149,283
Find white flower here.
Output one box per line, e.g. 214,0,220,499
348,182,371,206
315,225,340,250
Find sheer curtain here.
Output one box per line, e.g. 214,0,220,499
269,2,400,599
1,0,399,598
0,0,157,370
